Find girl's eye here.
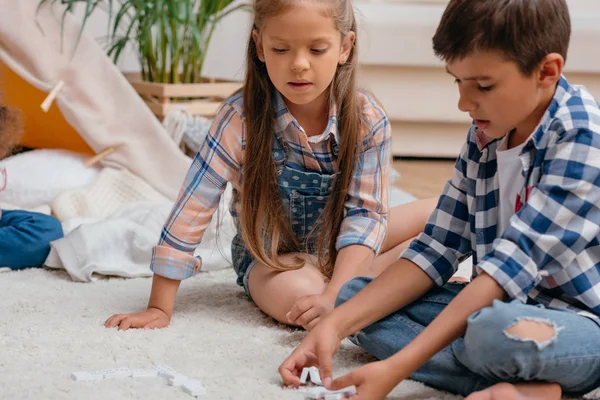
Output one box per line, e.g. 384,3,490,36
311,48,328,54
272,48,288,54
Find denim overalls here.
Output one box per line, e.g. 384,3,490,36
231,131,339,295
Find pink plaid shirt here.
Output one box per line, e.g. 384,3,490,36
151,90,392,280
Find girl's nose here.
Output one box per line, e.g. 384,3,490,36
291,54,310,72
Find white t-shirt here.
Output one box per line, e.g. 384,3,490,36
496,134,528,234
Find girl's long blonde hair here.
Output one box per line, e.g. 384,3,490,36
240,0,363,277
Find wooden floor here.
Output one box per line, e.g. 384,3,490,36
392,159,455,199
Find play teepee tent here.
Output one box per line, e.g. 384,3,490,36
0,0,190,200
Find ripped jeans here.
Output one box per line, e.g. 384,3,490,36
336,277,600,397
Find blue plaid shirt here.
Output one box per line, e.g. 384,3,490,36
402,76,600,317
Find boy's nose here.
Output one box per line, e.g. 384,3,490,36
458,94,477,113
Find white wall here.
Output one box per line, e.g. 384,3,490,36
76,0,600,158
78,0,600,79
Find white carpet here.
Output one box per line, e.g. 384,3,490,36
0,267,464,400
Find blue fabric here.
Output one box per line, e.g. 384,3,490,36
337,276,600,397
232,133,338,292
0,210,63,270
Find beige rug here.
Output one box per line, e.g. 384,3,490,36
0,267,464,400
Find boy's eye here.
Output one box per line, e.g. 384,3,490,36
453,78,493,92
311,48,328,54
272,48,288,54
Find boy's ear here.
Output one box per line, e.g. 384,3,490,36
252,30,265,62
339,31,356,65
537,53,564,89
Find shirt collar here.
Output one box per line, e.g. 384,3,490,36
272,89,340,145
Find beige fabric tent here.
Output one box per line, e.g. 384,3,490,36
0,0,190,200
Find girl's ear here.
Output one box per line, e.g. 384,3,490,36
252,29,265,62
339,31,356,65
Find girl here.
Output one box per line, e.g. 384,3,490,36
105,0,436,331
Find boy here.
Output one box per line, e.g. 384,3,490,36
0,105,63,270
279,0,600,399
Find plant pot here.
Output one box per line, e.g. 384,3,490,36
124,73,242,121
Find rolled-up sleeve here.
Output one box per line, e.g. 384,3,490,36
400,135,474,285
151,103,243,280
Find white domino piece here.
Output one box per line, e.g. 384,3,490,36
131,368,159,378
168,375,190,387
333,386,357,397
300,367,310,384
298,386,326,399
154,364,179,379
72,364,207,397
182,379,207,397
71,370,105,381
102,367,132,379
308,367,322,385
584,387,600,399
299,385,357,399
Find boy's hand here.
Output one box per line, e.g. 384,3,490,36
286,293,335,330
329,360,401,400
104,307,170,331
279,320,342,387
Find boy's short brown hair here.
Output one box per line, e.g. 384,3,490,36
0,106,22,160
432,0,571,75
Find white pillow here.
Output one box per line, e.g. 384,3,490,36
0,149,100,208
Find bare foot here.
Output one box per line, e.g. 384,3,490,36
465,382,561,400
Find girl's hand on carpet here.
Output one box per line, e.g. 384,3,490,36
329,360,400,400
279,319,341,387
286,293,335,330
104,307,170,331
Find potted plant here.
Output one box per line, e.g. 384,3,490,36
37,0,248,119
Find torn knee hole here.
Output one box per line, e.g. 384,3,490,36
504,318,563,350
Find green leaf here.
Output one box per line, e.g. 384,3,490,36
37,0,251,83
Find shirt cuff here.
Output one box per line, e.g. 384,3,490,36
336,216,386,254
476,240,540,303
150,245,202,280
400,233,460,286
